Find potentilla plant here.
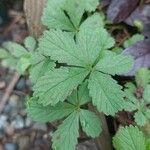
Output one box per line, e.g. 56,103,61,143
1,0,145,149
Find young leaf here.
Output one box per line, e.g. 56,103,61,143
80,109,102,138
88,71,123,116
95,51,134,75
27,97,75,123
24,36,37,51
113,125,146,150
52,112,79,150
34,67,89,106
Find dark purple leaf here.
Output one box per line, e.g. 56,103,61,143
125,5,150,26
123,40,150,76
125,5,150,38
107,0,139,23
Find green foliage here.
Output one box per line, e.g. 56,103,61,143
27,82,102,150
113,125,146,150
123,68,150,126
0,0,136,149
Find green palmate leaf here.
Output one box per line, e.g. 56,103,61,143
3,42,28,58
24,36,37,51
0,48,9,59
34,67,89,106
113,126,146,150
143,85,150,103
80,13,104,30
80,109,102,138
52,111,79,150
27,97,75,123
67,81,91,105
42,0,74,31
124,34,144,48
135,68,150,88
95,51,134,75
88,71,123,115
30,57,55,84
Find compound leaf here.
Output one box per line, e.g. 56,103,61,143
80,109,102,138
27,97,75,123
34,67,89,106
88,71,123,116
52,111,79,150
113,125,146,150
95,51,133,75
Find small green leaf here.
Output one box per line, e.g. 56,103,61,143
80,109,102,138
95,51,133,75
24,36,36,51
113,125,146,150
27,97,75,123
34,67,89,106
124,34,144,48
88,71,123,116
52,111,79,150
134,111,147,126
135,68,150,88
